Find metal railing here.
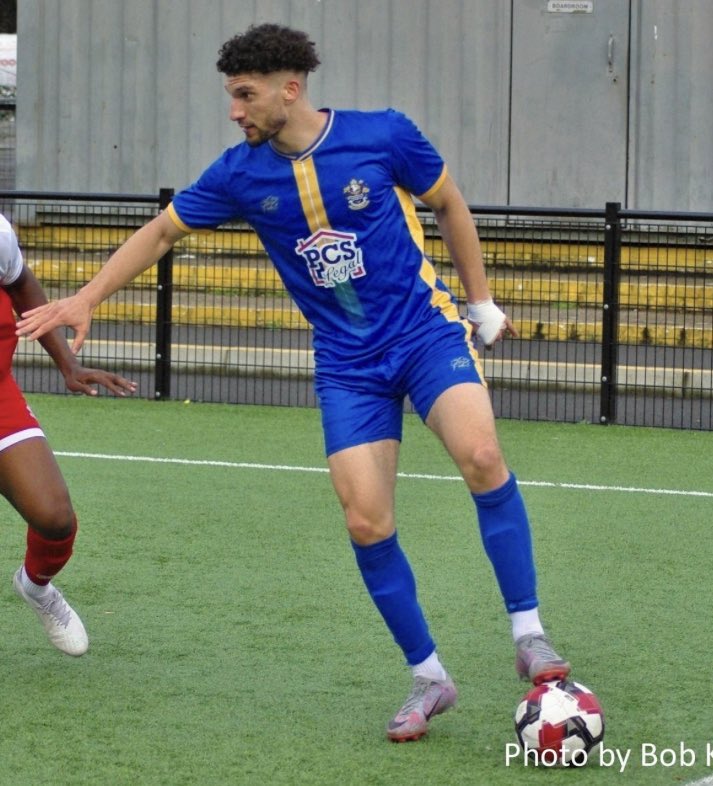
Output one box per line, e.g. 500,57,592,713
460,202,713,429
1,189,711,429
0,98,15,190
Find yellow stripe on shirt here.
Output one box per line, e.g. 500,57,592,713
417,164,448,201
419,258,462,322
393,186,426,253
393,183,461,322
292,158,330,232
167,203,192,232
166,202,213,235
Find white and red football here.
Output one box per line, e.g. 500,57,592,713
514,680,605,766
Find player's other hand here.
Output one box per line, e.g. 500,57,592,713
16,293,94,353
63,366,138,397
466,298,519,349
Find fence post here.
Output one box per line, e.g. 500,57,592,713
599,201,621,424
155,187,175,400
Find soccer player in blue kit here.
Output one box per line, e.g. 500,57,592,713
17,24,571,741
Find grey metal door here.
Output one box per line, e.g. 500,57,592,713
509,0,630,208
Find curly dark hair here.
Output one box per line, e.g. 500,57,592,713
216,24,320,76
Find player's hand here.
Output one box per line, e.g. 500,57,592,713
16,293,94,353
63,366,138,397
467,298,519,348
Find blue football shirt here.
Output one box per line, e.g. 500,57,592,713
169,108,462,364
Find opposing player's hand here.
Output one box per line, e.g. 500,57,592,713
467,298,519,349
63,366,138,397
16,293,94,353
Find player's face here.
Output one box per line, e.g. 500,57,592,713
224,73,289,147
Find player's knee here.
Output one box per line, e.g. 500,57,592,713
345,511,394,545
26,496,75,539
460,438,507,487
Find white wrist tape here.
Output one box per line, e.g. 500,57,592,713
467,298,506,346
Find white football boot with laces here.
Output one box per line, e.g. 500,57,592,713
13,569,89,656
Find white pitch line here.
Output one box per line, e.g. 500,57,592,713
518,480,713,498
54,451,713,498
685,778,713,786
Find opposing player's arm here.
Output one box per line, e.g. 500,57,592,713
419,174,516,346
6,264,69,367
6,265,137,396
16,209,189,352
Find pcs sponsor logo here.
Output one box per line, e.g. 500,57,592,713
295,229,366,288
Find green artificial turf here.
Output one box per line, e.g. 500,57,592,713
0,395,709,785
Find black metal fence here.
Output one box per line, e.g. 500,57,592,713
464,204,713,429
1,190,711,430
0,99,15,189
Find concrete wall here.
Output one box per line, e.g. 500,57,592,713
15,0,713,210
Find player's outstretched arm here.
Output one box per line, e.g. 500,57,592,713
420,174,517,347
16,210,187,352
18,290,95,355
5,265,136,396
61,364,138,397
6,265,138,396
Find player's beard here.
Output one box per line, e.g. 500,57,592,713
243,112,288,147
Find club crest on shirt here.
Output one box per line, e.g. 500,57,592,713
295,229,366,288
343,179,370,210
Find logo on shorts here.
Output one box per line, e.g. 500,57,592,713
295,229,366,288
451,356,472,371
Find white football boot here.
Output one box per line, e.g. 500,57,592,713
13,568,89,656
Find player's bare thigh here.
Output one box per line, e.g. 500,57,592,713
426,382,509,493
0,436,74,534
327,438,399,545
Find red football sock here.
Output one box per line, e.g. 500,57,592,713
24,517,77,586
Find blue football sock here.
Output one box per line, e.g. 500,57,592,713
351,532,435,666
472,472,538,613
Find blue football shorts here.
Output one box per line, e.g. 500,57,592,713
315,318,485,456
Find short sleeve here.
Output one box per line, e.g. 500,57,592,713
171,151,243,230
0,215,24,286
386,110,446,198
